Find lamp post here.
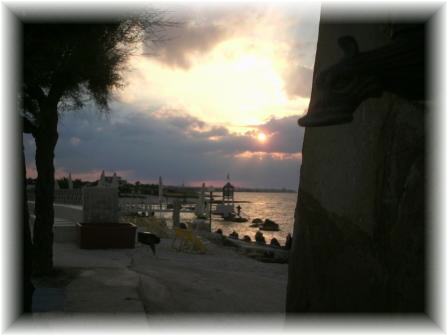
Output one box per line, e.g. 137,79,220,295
209,191,213,232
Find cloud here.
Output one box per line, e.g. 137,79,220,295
234,151,302,161
147,22,228,69
145,4,270,69
283,65,314,98
115,4,319,136
255,115,306,153
24,103,303,189
145,2,320,91
152,107,206,130
23,2,319,189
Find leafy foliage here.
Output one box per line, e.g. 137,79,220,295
22,13,177,125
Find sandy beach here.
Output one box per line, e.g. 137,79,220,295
133,235,288,314
29,229,288,319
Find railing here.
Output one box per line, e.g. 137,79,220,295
27,189,83,205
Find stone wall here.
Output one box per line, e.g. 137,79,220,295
286,19,425,312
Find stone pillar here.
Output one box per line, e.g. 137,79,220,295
286,13,425,312
82,187,119,223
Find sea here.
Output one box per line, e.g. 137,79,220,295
151,192,298,246
212,192,297,245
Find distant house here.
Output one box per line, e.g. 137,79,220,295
97,170,127,188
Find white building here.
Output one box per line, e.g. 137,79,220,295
97,170,126,188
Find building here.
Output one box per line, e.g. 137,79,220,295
97,170,127,188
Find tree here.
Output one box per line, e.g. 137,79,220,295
22,13,175,274
21,118,36,312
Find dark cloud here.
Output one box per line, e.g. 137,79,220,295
24,103,303,188
189,126,229,139
258,115,305,153
153,108,206,130
143,4,252,69
147,23,228,69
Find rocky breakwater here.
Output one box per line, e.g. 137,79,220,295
216,230,290,264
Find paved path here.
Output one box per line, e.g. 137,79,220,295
19,228,288,333
29,236,288,311
31,243,146,314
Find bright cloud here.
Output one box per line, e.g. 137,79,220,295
117,3,319,132
234,151,302,161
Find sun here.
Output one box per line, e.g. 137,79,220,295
257,132,267,143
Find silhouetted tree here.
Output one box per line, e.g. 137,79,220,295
22,13,175,274
57,178,68,189
21,118,36,313
72,179,85,189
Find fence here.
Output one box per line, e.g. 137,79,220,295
27,189,83,205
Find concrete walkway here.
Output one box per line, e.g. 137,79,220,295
20,230,288,333
31,237,288,314
31,242,145,313
24,242,149,331
54,243,145,314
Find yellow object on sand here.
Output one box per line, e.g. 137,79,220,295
120,216,172,238
172,228,207,254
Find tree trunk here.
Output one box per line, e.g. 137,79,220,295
32,101,59,275
21,138,34,312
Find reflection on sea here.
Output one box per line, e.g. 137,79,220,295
158,192,297,245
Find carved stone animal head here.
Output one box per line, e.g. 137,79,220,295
299,36,383,127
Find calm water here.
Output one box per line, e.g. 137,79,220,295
215,192,297,245
178,192,297,245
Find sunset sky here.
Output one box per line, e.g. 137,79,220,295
24,2,320,189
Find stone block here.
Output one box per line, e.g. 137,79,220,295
82,187,119,223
